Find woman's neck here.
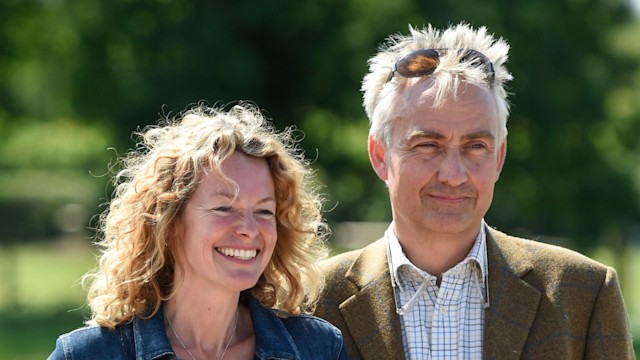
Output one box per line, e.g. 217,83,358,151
164,286,242,359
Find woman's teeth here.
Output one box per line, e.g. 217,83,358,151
217,248,257,260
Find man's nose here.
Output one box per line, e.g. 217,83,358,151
436,149,468,187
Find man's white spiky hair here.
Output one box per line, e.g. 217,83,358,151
362,22,513,143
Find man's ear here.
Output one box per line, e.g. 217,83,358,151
368,135,389,181
496,138,507,181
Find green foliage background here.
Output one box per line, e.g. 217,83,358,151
1,0,640,357
1,0,639,265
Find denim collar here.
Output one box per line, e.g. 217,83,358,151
132,304,175,360
130,295,301,360
245,293,301,360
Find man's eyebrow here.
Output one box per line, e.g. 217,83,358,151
406,130,446,141
405,130,496,141
462,131,496,141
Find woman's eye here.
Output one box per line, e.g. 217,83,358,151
256,209,275,219
211,206,232,213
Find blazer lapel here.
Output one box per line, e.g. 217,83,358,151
483,228,541,359
339,239,405,360
337,229,543,359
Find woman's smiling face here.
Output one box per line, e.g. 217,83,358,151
174,151,277,293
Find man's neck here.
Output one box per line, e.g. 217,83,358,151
394,224,482,278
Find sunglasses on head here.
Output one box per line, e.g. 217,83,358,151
386,48,495,83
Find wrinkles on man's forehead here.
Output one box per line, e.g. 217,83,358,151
391,79,440,120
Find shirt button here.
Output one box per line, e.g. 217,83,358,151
440,307,447,315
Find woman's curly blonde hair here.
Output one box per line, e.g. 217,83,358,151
84,102,329,328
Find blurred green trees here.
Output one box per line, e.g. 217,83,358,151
1,0,639,251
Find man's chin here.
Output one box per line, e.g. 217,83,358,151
421,213,479,234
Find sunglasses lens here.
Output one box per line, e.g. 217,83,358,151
460,49,495,80
396,49,439,78
389,48,495,83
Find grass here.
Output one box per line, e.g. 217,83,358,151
0,235,95,359
0,306,87,360
0,236,638,359
0,239,95,311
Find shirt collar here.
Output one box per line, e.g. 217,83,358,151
386,220,489,293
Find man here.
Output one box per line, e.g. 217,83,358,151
315,23,634,359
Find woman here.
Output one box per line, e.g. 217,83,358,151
48,103,348,359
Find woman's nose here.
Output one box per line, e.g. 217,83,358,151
234,212,259,238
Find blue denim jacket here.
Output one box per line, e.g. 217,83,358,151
48,294,348,359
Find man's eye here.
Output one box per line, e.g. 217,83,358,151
468,143,488,150
416,142,438,148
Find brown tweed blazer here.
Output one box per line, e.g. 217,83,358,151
314,227,634,359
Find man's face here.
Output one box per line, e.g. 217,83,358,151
369,81,506,243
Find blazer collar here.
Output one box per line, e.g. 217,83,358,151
339,228,543,360
483,227,541,359
341,239,405,360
